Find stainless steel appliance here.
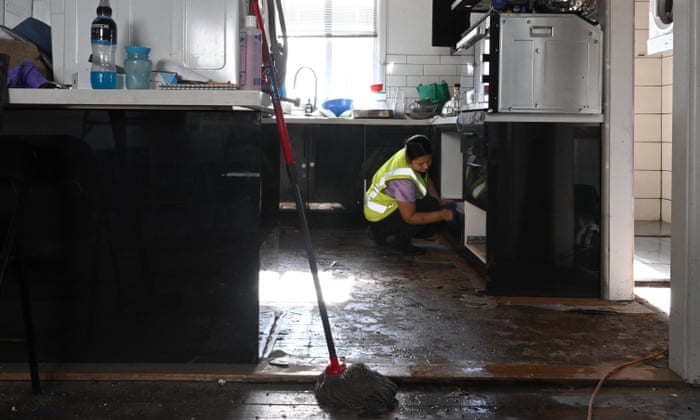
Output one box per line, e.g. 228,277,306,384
459,12,603,114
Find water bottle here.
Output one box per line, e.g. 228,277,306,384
124,45,152,89
239,15,262,90
90,0,117,89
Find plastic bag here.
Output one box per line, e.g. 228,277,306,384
416,81,450,113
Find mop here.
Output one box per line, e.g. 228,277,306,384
251,2,398,413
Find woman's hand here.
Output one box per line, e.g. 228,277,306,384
397,201,454,224
439,208,454,222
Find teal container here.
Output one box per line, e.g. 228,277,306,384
124,45,152,89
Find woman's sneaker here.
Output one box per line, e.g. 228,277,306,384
388,237,426,256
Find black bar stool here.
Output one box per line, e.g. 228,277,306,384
0,140,41,394
1,53,112,391
0,51,41,392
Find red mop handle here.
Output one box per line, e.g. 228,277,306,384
251,2,294,165
251,2,344,373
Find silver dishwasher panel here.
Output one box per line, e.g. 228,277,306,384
496,14,603,114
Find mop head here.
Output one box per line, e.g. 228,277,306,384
314,362,398,413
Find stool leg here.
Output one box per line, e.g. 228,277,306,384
0,187,19,289
0,180,40,394
17,258,40,394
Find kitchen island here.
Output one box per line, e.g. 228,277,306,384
1,89,266,364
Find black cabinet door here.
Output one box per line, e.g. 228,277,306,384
278,125,308,208
0,110,262,363
486,122,601,297
279,124,364,214
363,125,433,185
310,125,364,212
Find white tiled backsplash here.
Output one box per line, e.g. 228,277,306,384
385,53,473,103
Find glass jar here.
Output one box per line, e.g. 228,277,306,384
441,83,462,117
124,45,152,89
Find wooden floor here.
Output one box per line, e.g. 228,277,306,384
1,225,699,419
1,379,700,419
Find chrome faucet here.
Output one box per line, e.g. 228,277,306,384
293,66,317,113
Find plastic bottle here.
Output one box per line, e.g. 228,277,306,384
90,0,118,89
124,45,152,89
239,15,262,90
442,83,462,116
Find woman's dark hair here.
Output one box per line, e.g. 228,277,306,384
404,134,432,161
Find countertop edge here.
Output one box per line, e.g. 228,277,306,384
8,89,604,124
8,88,268,109
262,115,438,126
263,113,604,126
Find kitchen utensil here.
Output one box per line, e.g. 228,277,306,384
408,99,438,113
386,86,405,116
352,109,394,119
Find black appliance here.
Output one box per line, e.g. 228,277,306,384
460,111,602,297
431,0,470,47
460,110,488,210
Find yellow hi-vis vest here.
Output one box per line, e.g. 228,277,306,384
364,148,428,222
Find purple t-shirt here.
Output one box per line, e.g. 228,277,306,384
384,179,418,202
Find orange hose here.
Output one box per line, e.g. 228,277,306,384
586,348,669,420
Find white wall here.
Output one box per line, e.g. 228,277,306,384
3,0,32,26
670,0,700,385
1,0,50,26
634,0,673,223
384,0,472,103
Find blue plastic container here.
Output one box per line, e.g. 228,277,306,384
321,98,354,117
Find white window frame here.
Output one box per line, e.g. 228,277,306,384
273,0,386,105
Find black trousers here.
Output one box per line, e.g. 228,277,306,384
369,196,442,244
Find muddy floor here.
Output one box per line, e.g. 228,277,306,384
259,226,670,370
1,225,699,419
1,380,699,419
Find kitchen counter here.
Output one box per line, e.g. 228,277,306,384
264,112,604,127
263,114,437,126
10,88,605,124
7,88,267,110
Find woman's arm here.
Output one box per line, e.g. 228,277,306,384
397,200,453,225
427,178,447,206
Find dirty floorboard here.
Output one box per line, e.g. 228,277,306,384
258,226,672,382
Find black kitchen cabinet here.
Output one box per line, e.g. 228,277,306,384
485,122,601,297
0,109,262,363
431,0,471,47
266,122,433,228
363,125,433,182
277,124,365,223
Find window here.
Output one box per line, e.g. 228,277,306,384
276,0,380,106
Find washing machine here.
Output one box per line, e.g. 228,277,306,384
647,0,673,55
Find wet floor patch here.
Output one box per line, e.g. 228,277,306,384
259,227,671,372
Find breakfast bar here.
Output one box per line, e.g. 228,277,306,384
1,89,267,363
